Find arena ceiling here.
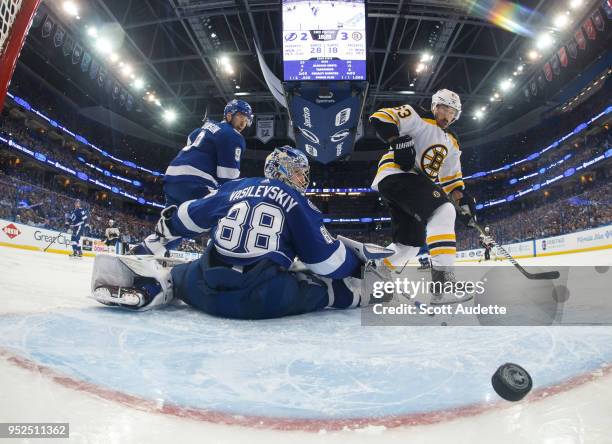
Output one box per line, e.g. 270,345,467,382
21,0,609,145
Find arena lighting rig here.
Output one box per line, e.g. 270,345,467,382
6,91,610,192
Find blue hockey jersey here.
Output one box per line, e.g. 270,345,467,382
68,208,88,228
164,120,246,190
169,177,360,279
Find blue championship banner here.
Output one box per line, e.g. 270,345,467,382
284,82,367,164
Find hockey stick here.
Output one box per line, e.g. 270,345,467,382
414,169,560,280
43,235,57,252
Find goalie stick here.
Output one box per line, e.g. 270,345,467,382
415,169,560,280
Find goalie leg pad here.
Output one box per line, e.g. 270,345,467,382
337,235,394,263
90,254,174,310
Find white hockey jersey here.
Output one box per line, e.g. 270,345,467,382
105,227,120,240
370,104,465,194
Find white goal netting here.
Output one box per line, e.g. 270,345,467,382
0,0,25,56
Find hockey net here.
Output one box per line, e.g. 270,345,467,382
0,0,41,109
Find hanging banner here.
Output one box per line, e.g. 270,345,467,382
72,44,83,65
567,38,578,59
126,94,134,112
105,76,113,94
89,59,99,80
575,28,587,50
31,11,44,28
81,52,92,73
41,16,53,39
558,46,568,67
592,9,605,31
97,66,107,88
119,89,127,107
603,0,612,20
284,81,367,164
529,78,538,97
551,54,561,76
583,18,596,40
112,82,120,101
62,34,74,57
53,26,65,48
523,85,531,102
256,115,275,144
544,62,553,82
537,73,546,91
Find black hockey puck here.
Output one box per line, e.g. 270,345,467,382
491,363,533,402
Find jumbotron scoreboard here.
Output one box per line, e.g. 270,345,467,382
282,0,366,81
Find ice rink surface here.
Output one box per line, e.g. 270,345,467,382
1,246,612,443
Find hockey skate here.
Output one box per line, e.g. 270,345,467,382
428,267,473,305
90,254,174,310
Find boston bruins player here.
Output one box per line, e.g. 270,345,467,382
103,219,121,254
369,89,476,296
479,226,500,262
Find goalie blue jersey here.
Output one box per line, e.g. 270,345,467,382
164,120,245,190
169,177,360,279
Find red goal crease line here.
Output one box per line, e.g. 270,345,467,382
0,346,611,432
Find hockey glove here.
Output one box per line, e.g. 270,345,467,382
155,205,179,239
390,135,416,171
457,190,477,227
133,206,182,257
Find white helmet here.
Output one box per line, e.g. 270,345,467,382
485,226,490,232
431,89,462,122
109,219,114,226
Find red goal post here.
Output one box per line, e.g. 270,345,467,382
0,0,41,109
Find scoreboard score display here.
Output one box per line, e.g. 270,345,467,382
282,0,366,81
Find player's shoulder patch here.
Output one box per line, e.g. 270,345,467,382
307,199,322,213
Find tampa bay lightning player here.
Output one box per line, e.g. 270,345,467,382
132,99,253,255
91,146,392,319
66,199,88,257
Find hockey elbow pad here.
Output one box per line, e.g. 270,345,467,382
390,135,416,171
369,115,400,142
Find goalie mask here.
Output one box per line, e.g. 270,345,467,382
431,89,462,122
264,146,310,193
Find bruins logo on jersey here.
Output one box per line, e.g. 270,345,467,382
421,144,448,178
